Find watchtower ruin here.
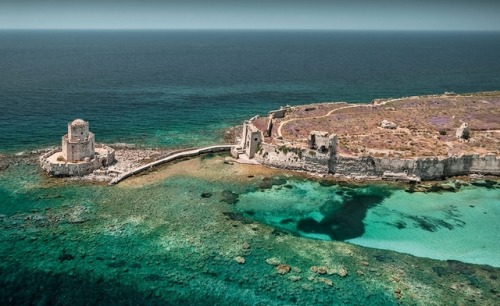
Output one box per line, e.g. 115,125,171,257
62,119,95,162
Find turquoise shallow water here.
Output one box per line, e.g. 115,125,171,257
235,179,500,267
0,156,499,305
348,187,500,267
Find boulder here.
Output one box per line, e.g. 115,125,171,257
380,120,397,129
456,122,470,139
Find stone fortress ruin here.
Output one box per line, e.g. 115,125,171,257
232,93,500,182
62,119,95,162
40,119,115,176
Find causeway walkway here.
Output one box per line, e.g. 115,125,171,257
109,145,235,185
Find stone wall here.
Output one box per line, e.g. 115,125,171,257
268,109,286,119
62,133,95,162
303,149,332,174
255,142,500,180
256,143,305,171
334,154,500,180
469,154,500,175
41,157,101,176
40,144,115,177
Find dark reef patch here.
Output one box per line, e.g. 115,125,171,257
297,187,392,241
58,249,75,263
244,210,255,216
271,228,293,237
410,216,457,232
107,260,127,269
432,266,449,277
258,177,287,190
318,180,336,187
220,190,239,204
222,212,252,224
471,180,498,189
200,192,213,198
384,220,407,229
144,274,163,282
280,218,294,224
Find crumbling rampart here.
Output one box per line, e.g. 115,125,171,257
40,144,115,176
255,140,499,181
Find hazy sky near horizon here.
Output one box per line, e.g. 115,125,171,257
1,0,499,31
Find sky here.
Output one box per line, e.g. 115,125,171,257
1,0,499,31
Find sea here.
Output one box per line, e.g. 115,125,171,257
0,30,499,305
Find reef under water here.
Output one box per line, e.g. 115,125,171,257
236,177,500,267
1,154,499,305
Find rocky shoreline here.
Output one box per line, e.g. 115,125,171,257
2,146,498,193
1,145,174,183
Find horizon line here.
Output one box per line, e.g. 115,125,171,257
1,28,499,32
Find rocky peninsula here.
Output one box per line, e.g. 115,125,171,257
232,91,500,182
32,91,499,185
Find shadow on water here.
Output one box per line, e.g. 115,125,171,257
297,187,393,241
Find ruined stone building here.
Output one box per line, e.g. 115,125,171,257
62,119,95,162
39,119,115,176
308,131,337,154
240,121,262,159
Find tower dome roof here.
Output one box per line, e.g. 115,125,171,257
71,119,87,127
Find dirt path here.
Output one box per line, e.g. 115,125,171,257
277,104,372,138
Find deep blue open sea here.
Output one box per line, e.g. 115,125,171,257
1,31,500,305
1,30,500,152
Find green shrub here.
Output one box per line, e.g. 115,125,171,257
279,146,289,154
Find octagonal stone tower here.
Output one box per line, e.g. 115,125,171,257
62,119,95,162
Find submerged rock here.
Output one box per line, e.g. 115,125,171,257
201,192,213,198
265,257,281,266
235,256,246,264
276,264,291,275
310,266,328,275
407,183,458,193
288,275,302,282
318,277,333,286
337,266,348,277
301,283,314,291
